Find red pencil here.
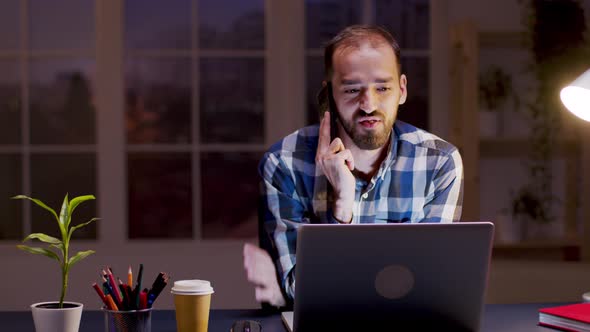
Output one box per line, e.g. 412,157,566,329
107,271,124,308
139,289,148,309
92,282,109,308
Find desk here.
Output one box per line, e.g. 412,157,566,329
1,303,562,331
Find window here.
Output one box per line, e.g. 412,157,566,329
124,0,265,239
0,0,97,240
1,0,433,242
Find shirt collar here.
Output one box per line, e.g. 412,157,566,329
376,124,399,180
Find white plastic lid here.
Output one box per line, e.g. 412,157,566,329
171,279,214,295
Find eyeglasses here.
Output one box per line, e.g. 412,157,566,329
230,320,263,332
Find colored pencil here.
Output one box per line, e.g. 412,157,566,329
92,283,110,308
92,263,168,311
105,294,118,311
135,263,144,308
107,271,123,309
127,265,133,287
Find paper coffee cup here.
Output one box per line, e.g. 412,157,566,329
171,280,214,332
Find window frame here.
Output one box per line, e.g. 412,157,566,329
0,0,448,252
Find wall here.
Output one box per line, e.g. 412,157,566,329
450,0,588,228
1,241,258,311
449,0,522,31
448,0,590,303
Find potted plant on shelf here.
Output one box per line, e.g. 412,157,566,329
478,65,517,138
510,186,548,240
14,194,98,332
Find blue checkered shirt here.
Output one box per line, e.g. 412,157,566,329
258,120,464,301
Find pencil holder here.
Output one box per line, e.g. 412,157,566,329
103,307,152,332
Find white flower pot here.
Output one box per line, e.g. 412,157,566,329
31,301,83,332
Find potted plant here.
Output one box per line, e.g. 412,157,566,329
478,65,515,138
14,194,98,332
509,186,548,240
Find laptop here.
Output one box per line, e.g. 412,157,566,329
281,222,494,332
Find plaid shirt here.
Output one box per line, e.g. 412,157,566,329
258,120,464,301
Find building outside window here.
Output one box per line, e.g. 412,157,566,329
0,0,432,243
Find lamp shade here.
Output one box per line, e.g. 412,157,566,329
560,69,590,121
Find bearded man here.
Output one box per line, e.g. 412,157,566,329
243,25,464,308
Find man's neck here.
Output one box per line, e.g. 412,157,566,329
344,136,390,182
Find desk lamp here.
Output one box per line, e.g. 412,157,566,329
561,68,590,298
561,69,590,121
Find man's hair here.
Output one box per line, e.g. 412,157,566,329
317,25,402,118
323,25,402,80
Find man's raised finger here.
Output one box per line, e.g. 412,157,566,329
317,111,331,154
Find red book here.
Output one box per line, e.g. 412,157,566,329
539,303,590,332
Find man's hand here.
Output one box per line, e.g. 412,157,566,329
316,112,355,223
243,243,287,307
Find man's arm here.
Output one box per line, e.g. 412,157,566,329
421,148,464,223
243,151,301,307
257,151,308,301
243,243,286,307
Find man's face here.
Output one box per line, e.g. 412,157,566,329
331,42,407,150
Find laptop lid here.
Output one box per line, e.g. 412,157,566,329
290,222,494,332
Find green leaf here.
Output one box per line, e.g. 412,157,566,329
17,245,60,262
67,195,95,221
67,250,95,268
68,218,99,240
22,233,62,245
59,194,70,229
12,195,59,223
50,243,64,253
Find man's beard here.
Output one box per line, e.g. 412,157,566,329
340,110,394,150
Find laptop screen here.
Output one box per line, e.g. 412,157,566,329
290,222,494,331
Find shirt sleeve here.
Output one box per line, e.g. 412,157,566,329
258,151,308,301
421,148,464,223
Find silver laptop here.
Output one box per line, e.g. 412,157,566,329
281,222,494,332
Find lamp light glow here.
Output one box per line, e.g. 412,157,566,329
560,69,590,122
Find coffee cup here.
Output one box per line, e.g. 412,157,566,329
171,280,214,332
